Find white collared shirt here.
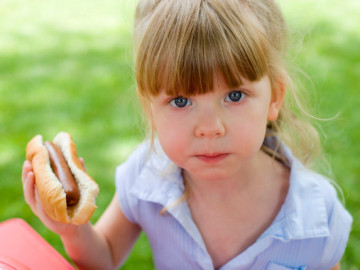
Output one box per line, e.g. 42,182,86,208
115,140,352,270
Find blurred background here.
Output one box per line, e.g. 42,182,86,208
0,0,359,269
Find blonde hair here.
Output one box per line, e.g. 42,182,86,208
133,0,322,168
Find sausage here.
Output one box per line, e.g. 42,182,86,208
44,141,80,206
26,132,99,224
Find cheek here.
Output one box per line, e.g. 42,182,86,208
235,123,266,153
229,106,268,154
248,107,269,141
154,117,189,163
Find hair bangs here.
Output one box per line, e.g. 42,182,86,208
136,0,270,99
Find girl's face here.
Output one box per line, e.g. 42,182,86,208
150,73,283,182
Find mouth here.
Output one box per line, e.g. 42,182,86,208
195,153,229,163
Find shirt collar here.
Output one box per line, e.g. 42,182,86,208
130,139,330,246
130,140,184,206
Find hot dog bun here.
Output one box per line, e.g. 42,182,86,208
26,132,99,225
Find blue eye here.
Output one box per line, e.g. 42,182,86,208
225,91,245,102
170,97,192,108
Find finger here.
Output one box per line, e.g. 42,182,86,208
34,186,51,221
22,160,33,185
23,170,37,212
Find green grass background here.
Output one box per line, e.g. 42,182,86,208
0,0,359,269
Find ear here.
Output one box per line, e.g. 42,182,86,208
267,79,286,121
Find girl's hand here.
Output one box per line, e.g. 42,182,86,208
22,160,81,237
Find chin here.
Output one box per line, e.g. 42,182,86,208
188,169,231,182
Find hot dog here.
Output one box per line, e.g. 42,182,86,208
26,132,99,225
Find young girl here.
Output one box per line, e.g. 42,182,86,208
22,0,352,269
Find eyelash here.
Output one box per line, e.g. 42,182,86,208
225,90,246,102
169,90,246,108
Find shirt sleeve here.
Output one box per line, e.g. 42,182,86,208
115,142,149,224
318,183,353,268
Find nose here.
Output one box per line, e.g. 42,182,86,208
194,109,226,138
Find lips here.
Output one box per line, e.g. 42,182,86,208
195,153,229,163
